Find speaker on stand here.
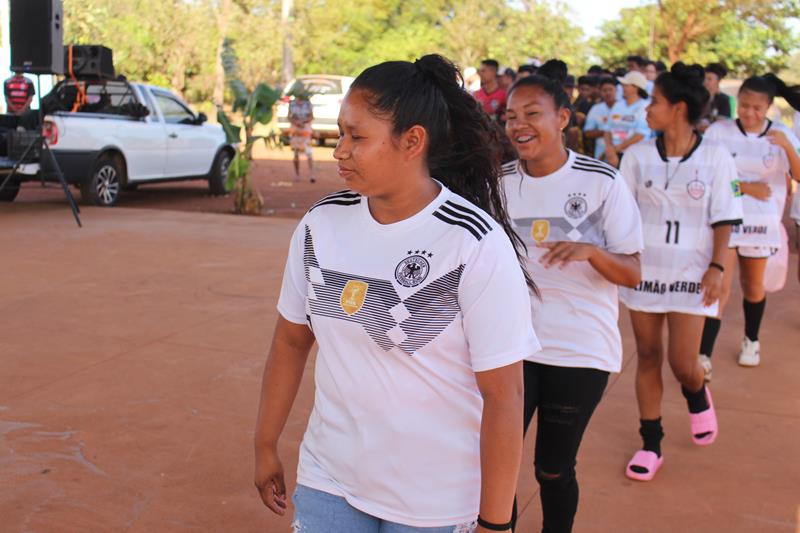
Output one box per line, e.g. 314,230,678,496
10,0,64,75
3,0,82,227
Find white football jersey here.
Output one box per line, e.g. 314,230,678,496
619,136,743,316
792,190,800,224
706,119,800,248
502,151,643,372
278,185,540,527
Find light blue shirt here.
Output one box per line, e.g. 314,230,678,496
584,101,614,159
602,98,651,149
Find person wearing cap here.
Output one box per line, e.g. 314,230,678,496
463,66,481,93
603,70,651,167
699,62,732,132
499,67,517,91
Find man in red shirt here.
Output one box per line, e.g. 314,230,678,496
4,72,35,115
472,59,506,120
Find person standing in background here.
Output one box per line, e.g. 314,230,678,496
499,67,517,92
474,59,507,121
604,71,651,167
699,63,732,132
288,90,316,183
4,71,35,115
584,77,618,160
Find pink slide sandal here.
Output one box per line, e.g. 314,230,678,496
625,450,663,481
689,387,718,446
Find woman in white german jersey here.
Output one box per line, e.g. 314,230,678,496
699,75,800,372
503,61,643,532
619,63,743,482
254,55,541,533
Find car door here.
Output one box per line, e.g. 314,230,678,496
116,85,166,181
151,90,216,177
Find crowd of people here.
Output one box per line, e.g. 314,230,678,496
254,52,800,533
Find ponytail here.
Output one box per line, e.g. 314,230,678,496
740,74,800,112
350,54,536,292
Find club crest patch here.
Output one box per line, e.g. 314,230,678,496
762,150,775,169
340,280,369,315
394,255,430,288
645,180,653,188
531,219,550,243
687,179,706,200
564,194,588,219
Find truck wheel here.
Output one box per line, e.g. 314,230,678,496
208,150,232,196
81,154,123,207
0,177,20,202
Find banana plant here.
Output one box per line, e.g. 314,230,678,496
217,77,281,214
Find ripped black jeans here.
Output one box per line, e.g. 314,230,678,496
516,361,609,533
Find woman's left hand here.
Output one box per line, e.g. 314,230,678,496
700,267,724,307
538,242,597,268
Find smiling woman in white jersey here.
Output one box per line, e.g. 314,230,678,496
253,54,541,533
618,63,743,483
699,74,800,375
503,61,643,533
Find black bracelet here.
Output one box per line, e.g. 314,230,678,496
709,262,725,273
477,515,514,531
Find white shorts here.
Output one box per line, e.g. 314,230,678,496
734,246,774,259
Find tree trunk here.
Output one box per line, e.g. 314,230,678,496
213,0,233,109
281,0,294,86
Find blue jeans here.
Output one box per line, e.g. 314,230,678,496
292,485,477,533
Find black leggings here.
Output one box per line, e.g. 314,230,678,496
516,361,609,533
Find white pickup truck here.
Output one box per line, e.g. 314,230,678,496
4,79,235,207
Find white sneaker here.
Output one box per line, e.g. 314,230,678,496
738,338,761,367
699,354,713,382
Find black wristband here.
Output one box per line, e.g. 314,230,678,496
709,262,725,273
477,515,514,531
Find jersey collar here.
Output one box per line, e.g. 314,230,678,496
735,118,772,138
655,131,703,163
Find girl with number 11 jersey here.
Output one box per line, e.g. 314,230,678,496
618,63,742,484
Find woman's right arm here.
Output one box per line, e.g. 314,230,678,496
254,316,316,515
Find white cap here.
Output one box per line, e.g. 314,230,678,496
617,71,648,92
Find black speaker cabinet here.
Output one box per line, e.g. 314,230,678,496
64,45,115,80
10,0,65,75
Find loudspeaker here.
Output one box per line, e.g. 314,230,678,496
64,45,115,80
10,0,65,75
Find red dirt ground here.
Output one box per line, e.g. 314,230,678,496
2,150,799,532
13,146,343,219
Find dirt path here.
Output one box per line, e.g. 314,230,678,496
13,145,342,219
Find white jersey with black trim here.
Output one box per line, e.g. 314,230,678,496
619,136,743,316
501,151,643,373
277,185,540,527
706,118,800,248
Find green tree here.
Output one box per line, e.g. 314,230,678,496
592,0,799,75
62,0,216,98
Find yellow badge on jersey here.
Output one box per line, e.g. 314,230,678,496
531,220,550,243
340,280,369,316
